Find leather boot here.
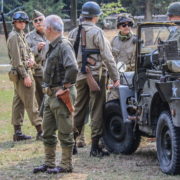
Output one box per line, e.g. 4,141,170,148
33,145,56,173
13,125,32,141
47,147,73,174
35,124,43,141
90,137,110,157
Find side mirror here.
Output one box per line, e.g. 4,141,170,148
117,62,127,73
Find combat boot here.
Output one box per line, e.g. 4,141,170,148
13,125,32,141
73,142,78,155
47,147,73,174
35,124,43,141
90,137,110,157
33,145,56,173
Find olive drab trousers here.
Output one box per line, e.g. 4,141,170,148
11,73,42,126
73,76,106,138
33,76,44,108
42,86,77,169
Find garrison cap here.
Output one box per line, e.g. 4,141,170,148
167,2,180,17
32,10,44,20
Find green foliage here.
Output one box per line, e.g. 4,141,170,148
101,1,126,18
23,0,66,18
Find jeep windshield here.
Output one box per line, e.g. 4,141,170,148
140,23,180,54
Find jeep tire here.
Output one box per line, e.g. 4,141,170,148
156,111,180,175
103,100,141,155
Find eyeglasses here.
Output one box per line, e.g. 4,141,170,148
121,22,133,28
34,18,43,23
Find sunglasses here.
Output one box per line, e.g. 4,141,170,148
121,22,133,28
34,18,43,23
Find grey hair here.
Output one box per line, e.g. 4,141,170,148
45,15,64,32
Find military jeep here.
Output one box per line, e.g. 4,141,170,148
103,22,180,175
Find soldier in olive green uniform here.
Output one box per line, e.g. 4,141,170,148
7,11,42,141
33,15,78,174
111,14,136,71
69,1,120,157
167,2,180,49
26,10,49,108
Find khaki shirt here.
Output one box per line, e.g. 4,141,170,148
111,34,136,67
68,21,119,81
7,28,34,78
26,29,49,76
44,36,78,86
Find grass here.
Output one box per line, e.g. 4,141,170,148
1,74,180,180
1,29,180,179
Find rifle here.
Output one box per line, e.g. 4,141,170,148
0,12,8,41
80,27,100,91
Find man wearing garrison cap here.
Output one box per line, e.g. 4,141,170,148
26,10,49,120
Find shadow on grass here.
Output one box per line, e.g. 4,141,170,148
0,139,36,151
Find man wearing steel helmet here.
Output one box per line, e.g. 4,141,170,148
69,1,120,157
26,10,49,116
167,2,180,47
111,14,136,71
7,11,42,141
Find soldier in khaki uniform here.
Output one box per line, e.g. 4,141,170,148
7,11,42,141
69,1,120,157
33,15,78,174
26,10,49,108
111,14,136,71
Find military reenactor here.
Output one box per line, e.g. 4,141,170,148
26,10,49,108
7,11,42,141
167,2,180,46
69,1,120,157
111,14,136,71
33,15,78,174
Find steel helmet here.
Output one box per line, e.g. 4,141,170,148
81,1,102,18
167,2,180,17
12,11,29,23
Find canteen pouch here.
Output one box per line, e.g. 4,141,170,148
8,68,18,83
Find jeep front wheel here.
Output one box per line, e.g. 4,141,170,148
156,111,180,175
103,100,141,155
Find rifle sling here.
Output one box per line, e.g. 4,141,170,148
73,25,82,58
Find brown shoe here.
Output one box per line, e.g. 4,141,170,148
46,166,72,174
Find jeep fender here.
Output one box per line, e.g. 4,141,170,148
119,85,135,123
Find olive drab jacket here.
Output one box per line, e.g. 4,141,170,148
43,36,78,87
111,33,136,69
7,28,34,78
68,21,119,81
26,29,49,76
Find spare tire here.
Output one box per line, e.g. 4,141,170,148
103,99,141,155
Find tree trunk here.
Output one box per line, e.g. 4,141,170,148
144,0,153,45
70,0,77,29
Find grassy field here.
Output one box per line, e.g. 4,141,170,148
1,74,180,180
1,30,180,180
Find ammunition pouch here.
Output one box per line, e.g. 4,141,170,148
8,68,18,83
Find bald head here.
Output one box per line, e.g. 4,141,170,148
45,15,64,33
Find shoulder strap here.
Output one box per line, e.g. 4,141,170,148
73,25,82,58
